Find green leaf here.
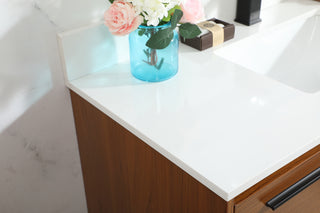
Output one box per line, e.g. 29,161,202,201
170,9,183,29
170,5,182,15
143,49,150,57
179,23,201,39
138,29,146,36
158,20,169,26
108,0,114,3
146,28,174,50
163,15,171,22
163,6,182,22
155,58,164,70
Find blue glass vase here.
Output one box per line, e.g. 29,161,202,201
129,23,179,82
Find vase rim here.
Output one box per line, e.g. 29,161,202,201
138,22,171,29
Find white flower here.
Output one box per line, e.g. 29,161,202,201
165,0,182,11
126,0,182,26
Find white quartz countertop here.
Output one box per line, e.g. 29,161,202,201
58,0,320,201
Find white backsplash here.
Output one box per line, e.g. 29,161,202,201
0,0,282,212
262,0,284,9
202,0,283,21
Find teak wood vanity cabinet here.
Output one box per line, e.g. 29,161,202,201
70,91,320,213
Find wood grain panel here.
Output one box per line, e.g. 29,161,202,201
70,91,232,213
70,89,320,213
234,145,320,213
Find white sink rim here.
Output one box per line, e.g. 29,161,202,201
216,9,320,94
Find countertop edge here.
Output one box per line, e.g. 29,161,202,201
67,82,320,201
61,1,320,201
67,83,231,200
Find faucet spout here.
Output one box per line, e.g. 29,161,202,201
235,0,262,26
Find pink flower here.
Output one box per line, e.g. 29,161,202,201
104,1,143,36
180,0,205,24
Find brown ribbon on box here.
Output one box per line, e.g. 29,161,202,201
197,21,224,47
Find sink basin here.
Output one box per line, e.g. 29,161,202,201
216,11,320,93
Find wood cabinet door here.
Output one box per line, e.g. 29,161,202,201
234,146,320,213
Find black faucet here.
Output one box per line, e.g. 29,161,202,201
235,0,262,26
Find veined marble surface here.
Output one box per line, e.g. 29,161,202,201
0,0,102,212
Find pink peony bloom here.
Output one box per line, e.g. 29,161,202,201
104,1,143,36
180,0,205,24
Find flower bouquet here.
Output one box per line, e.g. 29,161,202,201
104,0,205,82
